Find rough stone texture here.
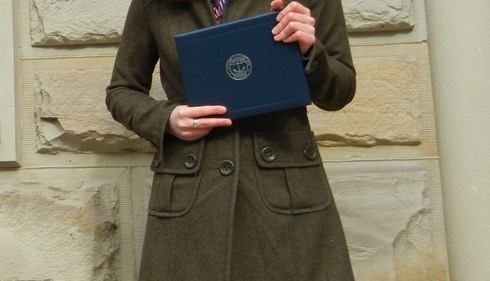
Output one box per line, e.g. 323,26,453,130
309,55,422,147
330,169,447,281
33,54,421,153
0,180,119,281
34,70,165,154
30,0,130,46
29,0,414,46
343,0,415,33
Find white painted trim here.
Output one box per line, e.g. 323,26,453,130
0,0,20,167
426,0,490,279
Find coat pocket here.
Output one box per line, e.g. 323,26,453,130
253,131,332,215
148,137,204,218
148,172,202,217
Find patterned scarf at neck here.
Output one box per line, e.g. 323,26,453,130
210,0,226,23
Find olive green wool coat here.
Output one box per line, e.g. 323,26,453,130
106,0,356,280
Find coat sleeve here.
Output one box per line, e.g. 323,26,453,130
303,0,356,111
106,0,179,153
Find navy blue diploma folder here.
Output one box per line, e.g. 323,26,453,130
174,11,311,119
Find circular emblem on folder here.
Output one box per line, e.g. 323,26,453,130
226,54,252,80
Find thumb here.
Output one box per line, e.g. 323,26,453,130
270,0,284,11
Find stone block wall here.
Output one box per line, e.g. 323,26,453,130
0,0,449,280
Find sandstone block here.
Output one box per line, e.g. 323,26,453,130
309,55,422,147
34,69,165,154
344,0,415,32
329,167,447,281
29,0,414,46
0,180,119,280
30,0,130,46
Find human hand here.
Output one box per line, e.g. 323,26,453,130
166,105,232,141
270,0,316,55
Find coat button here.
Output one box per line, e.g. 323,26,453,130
303,145,318,161
184,154,198,169
261,147,276,162
219,160,235,176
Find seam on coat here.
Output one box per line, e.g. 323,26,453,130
225,125,241,281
